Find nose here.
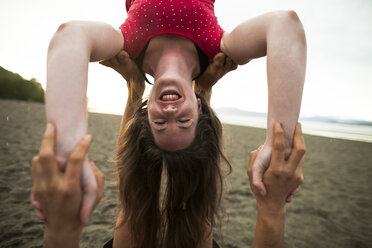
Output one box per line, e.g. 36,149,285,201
163,105,177,114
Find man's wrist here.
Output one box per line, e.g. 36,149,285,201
257,203,286,218
44,226,82,248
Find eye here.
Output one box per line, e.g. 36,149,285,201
178,119,190,123
154,120,166,125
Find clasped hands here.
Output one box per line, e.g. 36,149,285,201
248,122,305,210
30,124,104,234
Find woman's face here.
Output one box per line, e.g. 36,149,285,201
147,77,202,151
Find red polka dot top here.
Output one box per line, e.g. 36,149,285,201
120,0,224,60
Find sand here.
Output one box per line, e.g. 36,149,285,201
1,99,371,248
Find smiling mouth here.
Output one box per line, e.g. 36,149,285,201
159,90,182,102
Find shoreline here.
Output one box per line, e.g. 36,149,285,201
88,107,372,144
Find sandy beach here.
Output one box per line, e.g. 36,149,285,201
1,99,371,248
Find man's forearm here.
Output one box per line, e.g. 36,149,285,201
252,207,286,248
44,226,82,248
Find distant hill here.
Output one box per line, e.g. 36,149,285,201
0,66,44,103
215,107,372,126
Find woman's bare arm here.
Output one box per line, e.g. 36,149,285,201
221,11,306,195
46,21,123,224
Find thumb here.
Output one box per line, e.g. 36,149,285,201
251,156,267,196
80,181,97,225
80,162,98,225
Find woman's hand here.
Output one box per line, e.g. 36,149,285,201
31,124,104,246
247,122,305,211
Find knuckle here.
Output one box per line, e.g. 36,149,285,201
77,141,89,152
252,181,261,189
275,127,284,135
298,174,304,185
39,150,53,161
32,156,39,165
297,144,306,154
293,145,306,158
272,167,282,177
274,140,285,150
250,150,255,156
246,167,252,177
69,153,83,165
59,184,75,198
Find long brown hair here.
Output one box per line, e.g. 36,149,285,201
116,95,231,248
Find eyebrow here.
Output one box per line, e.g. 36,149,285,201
178,120,194,129
152,120,194,132
155,125,191,133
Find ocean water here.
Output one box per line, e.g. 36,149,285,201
217,114,372,143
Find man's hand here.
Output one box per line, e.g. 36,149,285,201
247,122,305,210
250,130,299,202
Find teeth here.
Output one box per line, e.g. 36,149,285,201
162,94,179,101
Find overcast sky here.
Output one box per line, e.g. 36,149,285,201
1,0,371,121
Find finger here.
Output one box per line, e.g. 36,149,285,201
272,122,285,164
30,191,47,221
38,124,58,174
249,149,259,165
65,135,92,181
31,156,41,180
292,185,301,195
286,185,301,203
231,59,238,70
99,59,112,67
117,50,130,62
213,53,226,67
288,123,306,168
80,181,98,225
251,157,267,196
91,162,105,206
247,149,259,178
90,161,96,170
30,191,41,209
225,57,237,71
34,208,47,222
39,123,55,155
286,195,294,203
